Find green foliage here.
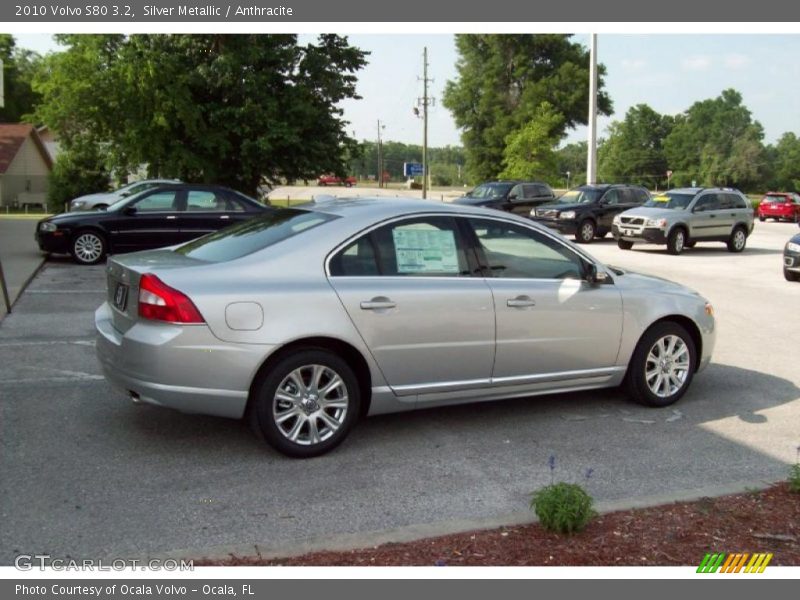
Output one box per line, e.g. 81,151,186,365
765,133,800,193
0,34,43,122
33,34,368,195
556,142,587,188
47,138,111,212
530,482,596,534
598,104,674,187
349,141,467,185
443,34,612,182
787,464,800,493
499,102,564,181
663,89,767,190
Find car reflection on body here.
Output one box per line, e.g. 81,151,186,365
96,197,716,457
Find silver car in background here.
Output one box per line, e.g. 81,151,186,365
69,178,181,212
96,198,716,457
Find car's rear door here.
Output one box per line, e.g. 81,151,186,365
178,189,254,243
327,215,496,396
466,217,623,381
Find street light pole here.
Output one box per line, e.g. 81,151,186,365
586,33,598,185
376,119,385,188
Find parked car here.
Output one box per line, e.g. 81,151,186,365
69,179,181,212
530,184,650,243
612,187,754,255
453,181,556,216
784,230,800,282
37,184,271,265
95,197,715,458
318,174,357,187
758,192,800,222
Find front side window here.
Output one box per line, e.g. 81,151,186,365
133,191,180,212
469,219,584,280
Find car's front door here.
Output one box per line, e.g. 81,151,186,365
327,215,496,396
466,217,623,381
689,193,722,239
107,189,185,252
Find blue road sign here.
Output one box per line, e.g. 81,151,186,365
404,162,424,177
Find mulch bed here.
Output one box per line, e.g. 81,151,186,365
198,482,799,566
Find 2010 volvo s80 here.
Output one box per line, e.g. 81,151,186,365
96,198,716,457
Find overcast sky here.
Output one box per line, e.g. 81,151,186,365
14,33,800,149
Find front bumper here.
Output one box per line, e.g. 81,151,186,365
784,251,800,272
612,224,667,244
35,228,72,254
95,302,273,419
531,217,577,235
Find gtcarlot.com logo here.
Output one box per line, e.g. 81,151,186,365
697,552,773,573
14,554,193,571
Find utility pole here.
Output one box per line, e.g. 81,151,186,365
418,47,434,199
376,119,385,188
586,33,598,185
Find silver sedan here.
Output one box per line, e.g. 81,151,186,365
96,198,716,457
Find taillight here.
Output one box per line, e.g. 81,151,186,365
138,274,205,324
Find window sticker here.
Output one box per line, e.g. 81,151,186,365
392,228,459,274
652,195,670,202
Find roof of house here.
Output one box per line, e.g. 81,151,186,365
0,123,54,175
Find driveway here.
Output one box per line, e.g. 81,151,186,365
1,220,798,562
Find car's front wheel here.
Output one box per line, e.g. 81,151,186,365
625,322,696,408
70,230,107,265
575,219,596,244
252,349,361,458
617,239,634,250
666,228,686,255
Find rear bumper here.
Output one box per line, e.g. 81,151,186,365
95,302,273,419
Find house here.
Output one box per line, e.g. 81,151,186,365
0,123,53,209
36,125,62,162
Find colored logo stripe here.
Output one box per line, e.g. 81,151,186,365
697,552,773,573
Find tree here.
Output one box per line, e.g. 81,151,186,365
33,34,368,195
499,102,564,182
663,89,766,189
47,138,111,210
443,34,612,182
598,104,674,187
766,133,800,192
556,142,587,188
0,34,43,122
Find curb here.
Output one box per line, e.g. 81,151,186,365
154,478,778,563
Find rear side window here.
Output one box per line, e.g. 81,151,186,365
175,209,337,262
694,194,720,211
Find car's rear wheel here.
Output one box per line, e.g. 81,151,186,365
625,322,696,408
253,349,360,458
758,215,765,222
784,268,800,282
684,241,696,248
617,240,634,250
666,228,686,255
727,226,747,253
575,219,596,244
70,230,107,265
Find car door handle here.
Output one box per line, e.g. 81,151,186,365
166,215,177,220
360,298,396,310
220,215,230,219
507,296,536,308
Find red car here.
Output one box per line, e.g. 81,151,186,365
758,192,800,222
317,174,357,187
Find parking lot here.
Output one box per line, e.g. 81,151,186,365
1,218,799,563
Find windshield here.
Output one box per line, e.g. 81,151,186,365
466,183,515,199
556,188,603,204
174,208,338,262
644,193,695,210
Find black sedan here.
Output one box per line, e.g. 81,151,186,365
36,184,272,265
453,181,555,216
784,230,800,282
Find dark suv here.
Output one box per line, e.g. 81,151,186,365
530,184,650,243
453,181,555,216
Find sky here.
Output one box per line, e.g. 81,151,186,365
13,33,800,149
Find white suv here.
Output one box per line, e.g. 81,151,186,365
612,187,754,255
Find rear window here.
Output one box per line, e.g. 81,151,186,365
174,208,338,262
763,194,790,203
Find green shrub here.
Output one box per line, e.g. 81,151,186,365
790,462,800,493
530,482,596,534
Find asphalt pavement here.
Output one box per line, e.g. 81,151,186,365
0,217,46,321
1,219,798,563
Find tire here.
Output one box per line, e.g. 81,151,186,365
684,241,696,248
595,231,608,239
70,230,107,265
727,226,747,253
575,219,596,244
252,349,361,458
666,228,686,255
785,268,800,282
758,215,765,222
617,239,634,250
625,322,696,408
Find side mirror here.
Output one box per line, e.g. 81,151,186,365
508,193,518,201
584,262,610,284
123,206,137,216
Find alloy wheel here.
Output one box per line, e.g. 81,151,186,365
644,335,690,398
